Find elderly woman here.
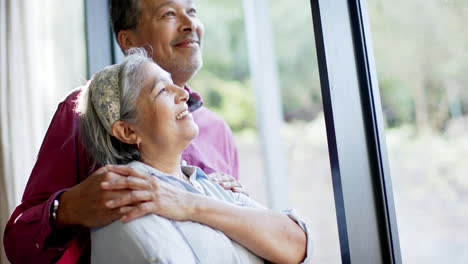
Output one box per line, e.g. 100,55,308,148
76,49,312,264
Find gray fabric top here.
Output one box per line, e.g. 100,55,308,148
91,161,312,264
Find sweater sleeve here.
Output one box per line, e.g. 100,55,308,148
3,90,92,264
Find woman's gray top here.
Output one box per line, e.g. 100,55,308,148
91,161,312,264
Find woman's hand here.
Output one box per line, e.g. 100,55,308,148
208,172,249,196
104,165,197,222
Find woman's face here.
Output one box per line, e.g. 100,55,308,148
134,62,199,153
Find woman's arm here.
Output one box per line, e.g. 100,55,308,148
188,194,307,264
104,165,308,264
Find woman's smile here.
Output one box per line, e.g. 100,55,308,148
176,109,191,120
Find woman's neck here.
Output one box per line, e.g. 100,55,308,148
141,155,182,177
138,137,193,180
140,150,185,180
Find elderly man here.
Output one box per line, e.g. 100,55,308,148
4,0,244,263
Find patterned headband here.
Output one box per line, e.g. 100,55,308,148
88,64,122,135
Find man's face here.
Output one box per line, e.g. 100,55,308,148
133,0,204,85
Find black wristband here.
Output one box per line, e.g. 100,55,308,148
50,192,64,226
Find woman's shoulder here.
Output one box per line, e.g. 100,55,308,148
126,160,151,173
91,214,197,264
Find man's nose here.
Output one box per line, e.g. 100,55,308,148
179,13,197,32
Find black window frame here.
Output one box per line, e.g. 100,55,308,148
310,0,401,263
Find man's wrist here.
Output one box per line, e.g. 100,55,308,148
51,195,60,221
49,192,64,226
54,190,77,227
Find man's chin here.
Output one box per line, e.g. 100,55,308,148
178,59,202,73
169,63,202,85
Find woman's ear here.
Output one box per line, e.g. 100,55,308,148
112,121,140,145
117,30,139,53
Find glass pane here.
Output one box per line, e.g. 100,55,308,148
271,0,340,262
368,1,468,263
194,0,341,262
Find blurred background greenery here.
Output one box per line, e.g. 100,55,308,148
193,0,321,131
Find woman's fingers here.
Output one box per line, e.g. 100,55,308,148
105,165,150,180
100,165,154,191
106,190,154,208
121,202,153,222
101,175,152,190
119,206,135,214
100,172,195,222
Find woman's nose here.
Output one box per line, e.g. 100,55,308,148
173,85,189,104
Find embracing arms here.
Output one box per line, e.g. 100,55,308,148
103,166,309,264
188,195,307,264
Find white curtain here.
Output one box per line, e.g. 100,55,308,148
1,1,44,263
0,1,86,263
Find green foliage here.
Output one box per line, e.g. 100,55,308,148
193,0,323,131
196,1,249,82
191,1,254,132
270,0,322,120
378,75,414,127
369,0,468,130
191,72,256,132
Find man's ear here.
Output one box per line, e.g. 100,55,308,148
117,30,139,53
112,120,140,145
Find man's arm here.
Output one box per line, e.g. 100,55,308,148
3,90,151,263
4,91,89,263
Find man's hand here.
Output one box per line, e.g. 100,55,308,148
208,172,249,196
102,165,196,222
56,165,149,228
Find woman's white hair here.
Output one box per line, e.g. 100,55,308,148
76,48,153,165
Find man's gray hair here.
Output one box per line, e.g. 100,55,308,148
77,48,153,165
110,0,142,39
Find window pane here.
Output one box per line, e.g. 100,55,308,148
368,1,468,263
194,0,341,262
271,0,341,262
